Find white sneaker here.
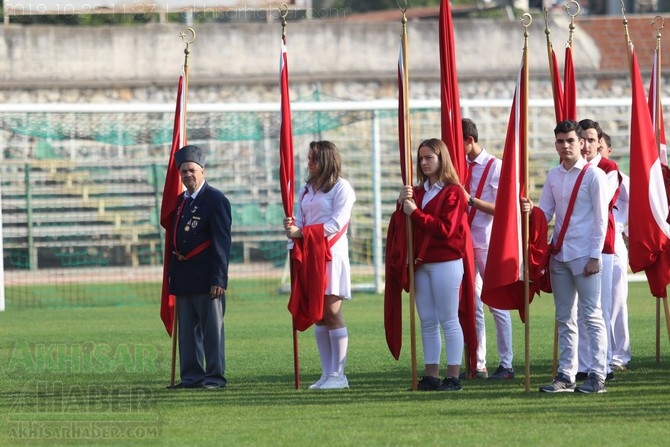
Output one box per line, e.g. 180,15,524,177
307,374,328,390
318,372,349,389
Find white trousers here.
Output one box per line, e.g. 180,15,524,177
414,259,464,366
551,256,608,382
610,231,631,366
474,247,513,370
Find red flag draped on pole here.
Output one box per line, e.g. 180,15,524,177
279,25,305,389
384,42,411,360
628,45,670,298
549,45,576,122
481,57,547,321
160,73,185,336
549,46,565,122
562,45,577,121
282,35,323,332
279,37,294,221
545,6,577,124
439,0,477,377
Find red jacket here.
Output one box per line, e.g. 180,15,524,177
410,184,467,263
597,157,622,254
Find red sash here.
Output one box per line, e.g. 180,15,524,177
467,158,496,225
551,164,590,255
172,196,212,261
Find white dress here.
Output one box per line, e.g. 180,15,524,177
295,178,356,299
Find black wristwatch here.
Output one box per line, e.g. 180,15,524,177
468,196,475,207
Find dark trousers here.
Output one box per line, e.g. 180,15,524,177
176,293,226,387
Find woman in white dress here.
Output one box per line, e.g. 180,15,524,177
284,141,356,389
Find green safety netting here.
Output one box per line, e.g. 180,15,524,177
0,93,376,147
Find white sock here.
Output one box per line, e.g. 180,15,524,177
315,325,332,376
329,327,349,376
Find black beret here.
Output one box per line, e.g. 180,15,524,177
175,145,206,168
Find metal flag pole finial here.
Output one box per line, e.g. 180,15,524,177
564,0,580,48
281,3,289,38
544,7,551,38
180,27,196,68
521,12,532,34
398,0,409,35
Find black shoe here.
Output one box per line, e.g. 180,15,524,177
414,376,441,391
606,372,616,382
488,365,515,380
575,372,588,381
437,376,462,391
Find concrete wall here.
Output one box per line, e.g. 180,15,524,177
0,14,668,103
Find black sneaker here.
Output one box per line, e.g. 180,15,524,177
575,371,588,381
437,376,462,391
488,365,515,380
539,373,576,393
415,376,441,391
606,372,616,382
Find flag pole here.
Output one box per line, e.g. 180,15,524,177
521,13,532,394
279,4,301,390
621,2,662,364
544,8,559,120
622,2,632,71
169,27,196,387
399,2,418,391
651,16,670,361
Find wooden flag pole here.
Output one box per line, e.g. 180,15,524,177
521,13,532,393
399,1,418,391
170,27,196,387
280,3,301,391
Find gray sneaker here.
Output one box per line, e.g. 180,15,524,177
539,373,576,393
575,373,606,394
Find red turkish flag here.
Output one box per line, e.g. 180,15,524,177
384,43,411,360
160,74,185,336
439,0,477,377
628,45,670,298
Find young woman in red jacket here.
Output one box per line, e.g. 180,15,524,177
397,138,468,391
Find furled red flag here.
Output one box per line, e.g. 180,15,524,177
280,35,322,330
549,47,565,122
279,36,294,219
648,48,668,167
481,57,548,321
548,44,576,122
562,45,576,121
384,43,411,360
160,73,185,336
439,0,477,376
628,45,670,298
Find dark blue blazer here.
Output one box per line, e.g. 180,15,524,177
169,182,232,295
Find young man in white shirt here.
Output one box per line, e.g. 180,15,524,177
462,118,514,380
521,120,609,393
600,133,631,370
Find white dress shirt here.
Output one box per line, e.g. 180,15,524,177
539,157,609,262
466,149,501,249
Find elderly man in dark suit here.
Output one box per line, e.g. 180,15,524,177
168,145,232,389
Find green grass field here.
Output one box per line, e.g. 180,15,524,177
1,281,669,446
